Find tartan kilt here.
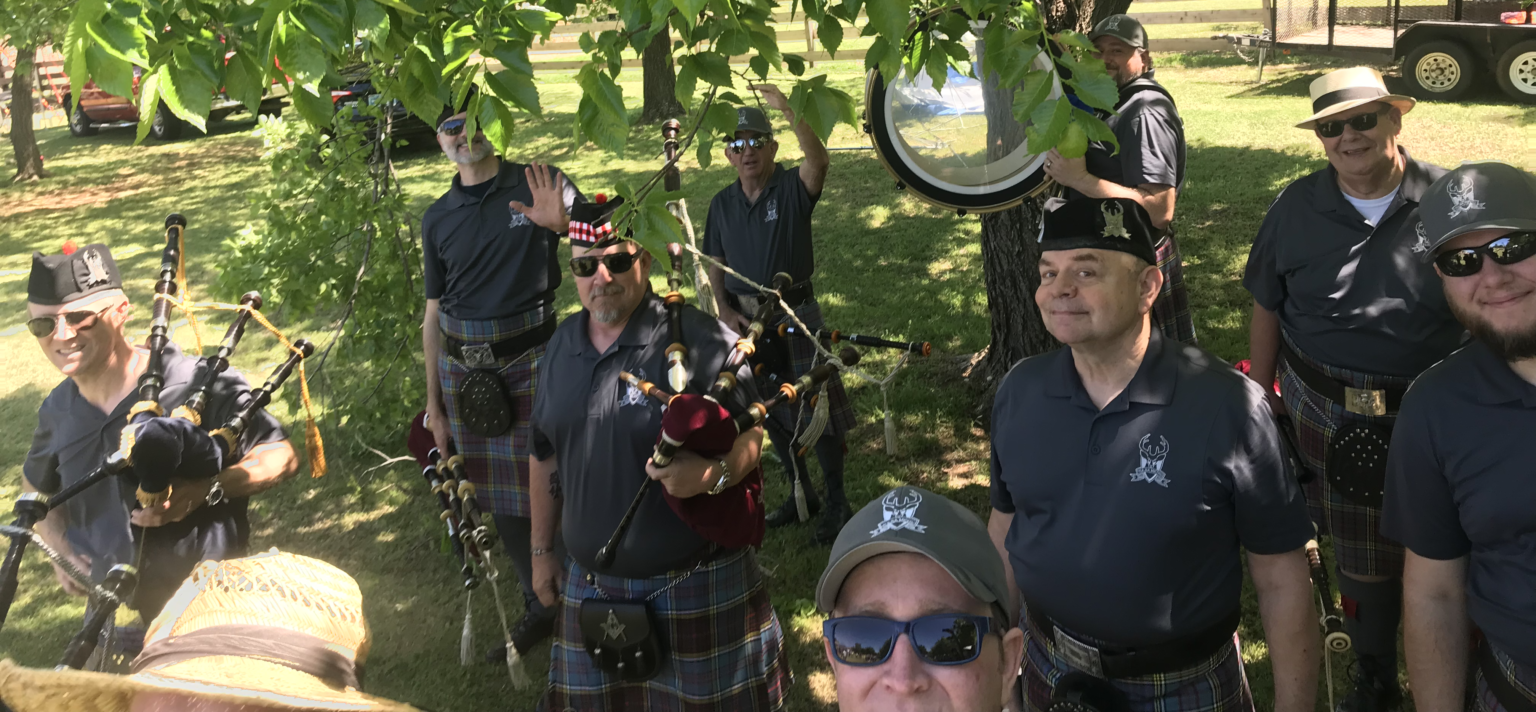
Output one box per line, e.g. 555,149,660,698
436,308,550,518
1475,643,1536,712
543,548,792,711
764,299,855,438
1276,333,1412,577
1153,229,1198,347
1021,612,1254,712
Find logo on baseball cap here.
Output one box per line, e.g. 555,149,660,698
1417,161,1536,262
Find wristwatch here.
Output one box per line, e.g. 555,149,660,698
205,479,226,507
708,460,732,496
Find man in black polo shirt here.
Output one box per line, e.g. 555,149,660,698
1043,14,1196,346
991,199,1318,712
1383,162,1536,712
527,217,790,709
702,87,856,545
22,244,297,662
420,88,582,656
1243,67,1456,710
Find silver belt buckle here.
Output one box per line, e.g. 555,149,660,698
1053,625,1106,678
1344,386,1387,416
461,343,496,368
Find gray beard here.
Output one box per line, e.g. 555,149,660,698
451,140,493,165
1451,300,1536,361
588,285,629,323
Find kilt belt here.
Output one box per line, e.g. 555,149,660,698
1026,603,1240,679
1022,611,1254,712
1477,639,1536,712
1276,331,1411,577
437,308,551,518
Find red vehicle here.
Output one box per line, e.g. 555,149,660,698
66,65,287,140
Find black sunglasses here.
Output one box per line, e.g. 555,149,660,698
1315,109,1387,138
724,137,771,154
437,118,467,137
27,306,111,338
1434,231,1536,277
822,615,995,667
569,251,638,278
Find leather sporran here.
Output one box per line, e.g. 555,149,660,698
1325,422,1391,508
579,599,664,682
459,369,513,438
1047,671,1132,712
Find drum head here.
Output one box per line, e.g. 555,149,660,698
865,35,1061,213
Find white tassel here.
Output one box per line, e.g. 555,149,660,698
797,384,831,450
882,384,897,456
485,565,532,689
793,477,809,522
460,589,474,667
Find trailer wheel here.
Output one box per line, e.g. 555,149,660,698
1496,40,1536,105
1404,41,1478,101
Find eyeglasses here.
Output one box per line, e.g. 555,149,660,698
822,615,995,667
569,251,638,278
27,305,111,338
437,118,467,137
1434,231,1536,277
1315,109,1387,138
724,137,771,154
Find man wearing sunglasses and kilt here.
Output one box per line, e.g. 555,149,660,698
817,485,1026,712
420,87,583,659
1243,67,1458,711
990,198,1319,712
702,85,857,546
528,205,790,710
22,243,299,667
1381,162,1536,712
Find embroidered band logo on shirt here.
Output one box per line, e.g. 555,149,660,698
1101,202,1132,239
619,367,649,407
508,212,532,229
870,489,926,536
765,198,779,223
1128,434,1172,487
1447,174,1486,219
82,248,112,288
1411,221,1431,254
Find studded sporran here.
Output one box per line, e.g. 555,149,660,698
578,599,663,681
1047,671,1131,712
459,369,514,438
1325,423,1391,507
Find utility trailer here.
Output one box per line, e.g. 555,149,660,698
1269,0,1536,103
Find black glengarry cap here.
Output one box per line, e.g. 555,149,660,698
27,243,122,306
1042,198,1159,266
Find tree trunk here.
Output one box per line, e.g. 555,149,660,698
972,0,1134,388
9,44,49,182
637,28,685,125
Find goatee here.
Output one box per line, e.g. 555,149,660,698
1451,300,1536,361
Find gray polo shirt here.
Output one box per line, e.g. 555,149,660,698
530,292,757,578
1244,148,1460,376
702,164,818,296
22,345,286,618
1070,72,1185,197
1382,341,1536,667
421,159,583,320
990,333,1312,645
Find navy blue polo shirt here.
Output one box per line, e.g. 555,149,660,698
1070,72,1185,198
23,345,286,618
421,159,583,320
1244,148,1461,376
702,164,818,296
530,292,757,578
990,333,1312,645
1382,341,1536,667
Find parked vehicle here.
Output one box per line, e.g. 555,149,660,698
65,65,287,140
328,65,437,145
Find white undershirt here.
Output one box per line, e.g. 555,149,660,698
1343,186,1400,227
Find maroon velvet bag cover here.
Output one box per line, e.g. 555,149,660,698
655,394,765,549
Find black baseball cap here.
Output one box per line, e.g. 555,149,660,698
27,244,122,306
816,486,1016,624
1089,14,1149,50
1041,198,1159,266
1418,161,1536,262
731,106,773,137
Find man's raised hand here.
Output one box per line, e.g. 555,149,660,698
751,84,790,113
509,162,570,234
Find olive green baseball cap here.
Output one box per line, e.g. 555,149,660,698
1089,14,1149,50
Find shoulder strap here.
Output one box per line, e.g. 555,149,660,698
1117,77,1176,110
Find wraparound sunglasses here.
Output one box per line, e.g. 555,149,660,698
1435,231,1536,277
569,252,637,278
822,614,995,667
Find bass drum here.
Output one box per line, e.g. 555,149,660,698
865,32,1062,214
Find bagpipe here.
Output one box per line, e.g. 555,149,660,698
0,215,316,670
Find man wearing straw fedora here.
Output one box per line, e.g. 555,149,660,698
0,549,419,712
1244,66,1456,712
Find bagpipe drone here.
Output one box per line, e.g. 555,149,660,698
0,215,317,670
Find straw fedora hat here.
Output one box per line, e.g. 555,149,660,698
1296,67,1416,129
0,550,419,712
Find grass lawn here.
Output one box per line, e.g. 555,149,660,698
2,53,1533,711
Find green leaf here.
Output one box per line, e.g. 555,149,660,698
478,94,516,154
1074,108,1119,152
223,49,264,115
356,0,391,47
696,134,714,169
84,44,134,99
398,48,444,124
864,0,910,53
1026,97,1070,154
291,85,334,129
515,8,560,34
276,19,327,93
163,59,214,132
673,0,709,23
718,28,751,56
85,9,148,68
484,69,541,117
442,20,477,75
689,52,733,87
749,55,769,79
704,100,737,135
749,25,781,68
490,41,534,76
1066,72,1119,113
837,0,863,27
291,4,345,54
675,60,698,109
923,42,948,92
1057,119,1088,158
576,94,628,153
784,54,806,76
625,196,684,265
135,64,162,145
576,64,628,125
371,0,420,14
817,16,842,57
65,1,104,107
1054,30,1096,54
1011,67,1054,124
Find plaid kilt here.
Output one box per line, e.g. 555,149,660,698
436,308,550,518
1476,643,1536,712
543,548,792,711
1153,229,1198,347
1276,333,1412,577
1021,612,1254,712
764,299,855,438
